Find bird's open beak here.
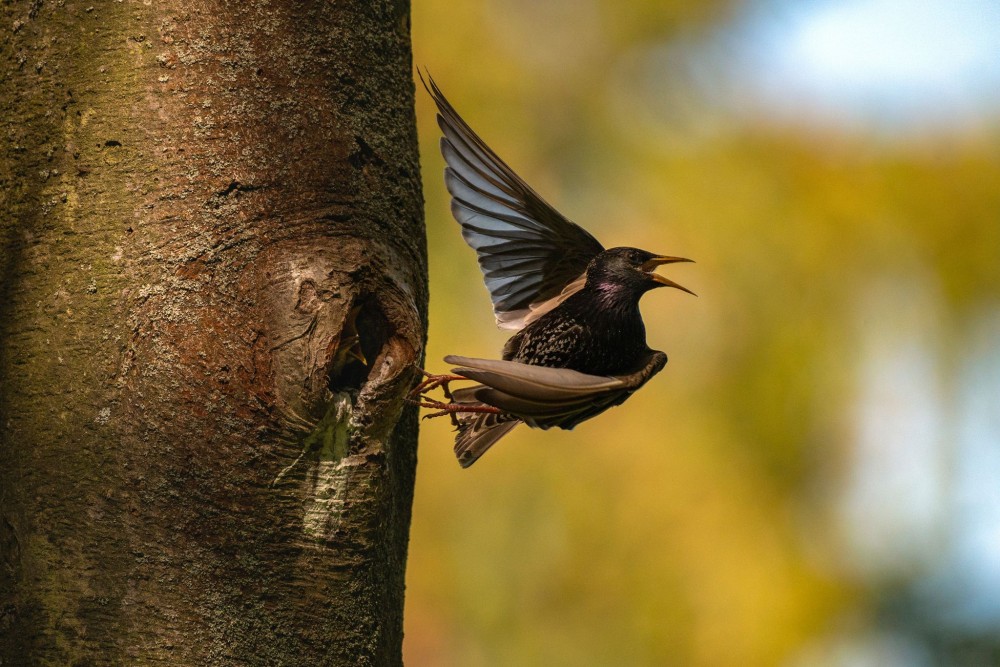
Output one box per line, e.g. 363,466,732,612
641,256,696,296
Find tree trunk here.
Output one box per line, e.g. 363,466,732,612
0,0,426,664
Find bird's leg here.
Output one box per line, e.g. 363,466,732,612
409,397,503,420
408,368,502,421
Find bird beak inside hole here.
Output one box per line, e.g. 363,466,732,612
642,256,696,296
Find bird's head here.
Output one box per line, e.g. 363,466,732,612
587,247,695,298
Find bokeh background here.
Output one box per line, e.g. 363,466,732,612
404,1,1000,664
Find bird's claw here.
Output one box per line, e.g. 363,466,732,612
410,368,466,401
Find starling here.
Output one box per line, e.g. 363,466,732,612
415,73,694,467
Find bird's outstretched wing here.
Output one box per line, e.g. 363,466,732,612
422,73,605,330
445,352,667,431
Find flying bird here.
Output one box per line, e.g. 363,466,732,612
414,73,695,467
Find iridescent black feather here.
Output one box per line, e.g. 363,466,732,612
421,74,692,467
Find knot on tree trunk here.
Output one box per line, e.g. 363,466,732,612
253,235,422,460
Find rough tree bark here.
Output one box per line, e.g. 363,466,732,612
1,0,426,664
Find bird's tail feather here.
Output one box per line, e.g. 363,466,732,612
451,385,519,467
454,414,519,468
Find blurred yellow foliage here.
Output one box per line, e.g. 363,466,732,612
405,1,1000,665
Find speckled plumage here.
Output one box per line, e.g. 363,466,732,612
503,251,655,376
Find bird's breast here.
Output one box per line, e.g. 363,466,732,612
507,299,648,376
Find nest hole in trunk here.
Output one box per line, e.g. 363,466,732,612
327,296,391,393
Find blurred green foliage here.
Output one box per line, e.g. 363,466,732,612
404,1,1000,664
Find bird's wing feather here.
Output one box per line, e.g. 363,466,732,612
445,352,667,430
446,355,622,396
423,73,605,330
